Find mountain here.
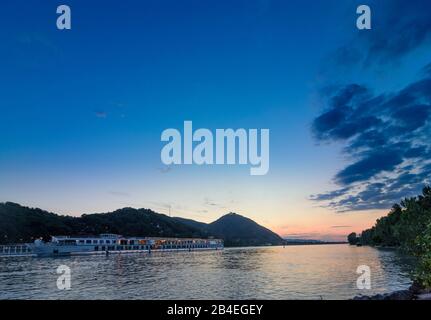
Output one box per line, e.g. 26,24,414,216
173,217,210,234
0,202,284,247
176,212,285,246
207,213,284,246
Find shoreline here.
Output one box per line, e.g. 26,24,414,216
353,282,431,300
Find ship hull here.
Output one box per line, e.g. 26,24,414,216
31,244,223,257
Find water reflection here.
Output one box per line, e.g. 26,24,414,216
0,245,415,300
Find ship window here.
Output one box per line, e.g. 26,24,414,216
79,240,84,244
99,240,104,244
86,240,91,244
93,240,98,244
106,240,110,244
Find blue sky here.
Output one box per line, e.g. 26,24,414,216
1,0,431,240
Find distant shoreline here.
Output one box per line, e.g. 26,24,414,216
282,241,348,246
224,242,348,248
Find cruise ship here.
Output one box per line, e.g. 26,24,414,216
1,234,223,257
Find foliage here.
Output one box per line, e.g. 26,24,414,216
347,232,359,245
414,222,431,288
0,202,206,244
353,186,431,288
0,203,284,247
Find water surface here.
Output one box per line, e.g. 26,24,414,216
0,244,415,299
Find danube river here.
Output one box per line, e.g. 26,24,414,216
0,244,414,300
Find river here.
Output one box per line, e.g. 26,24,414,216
0,244,415,300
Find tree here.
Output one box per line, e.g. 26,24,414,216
353,186,431,288
347,232,359,245
415,222,431,288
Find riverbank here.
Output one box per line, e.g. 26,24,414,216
353,282,431,300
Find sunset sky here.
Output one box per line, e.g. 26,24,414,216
1,0,431,241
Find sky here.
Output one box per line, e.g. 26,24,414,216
1,0,431,241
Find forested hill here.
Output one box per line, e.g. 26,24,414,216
206,213,284,247
176,213,285,247
0,202,204,243
0,202,284,247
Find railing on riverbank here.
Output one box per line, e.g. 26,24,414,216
0,244,34,257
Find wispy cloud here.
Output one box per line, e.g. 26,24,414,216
108,191,130,197
94,111,107,118
284,232,345,242
203,197,227,210
157,166,172,174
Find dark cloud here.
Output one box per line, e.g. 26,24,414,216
404,145,428,159
335,150,402,185
311,69,431,211
422,63,431,76
331,46,362,66
311,0,431,211
332,0,431,67
346,129,388,152
310,187,350,201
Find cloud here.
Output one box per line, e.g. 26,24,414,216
330,226,353,229
157,166,172,174
108,191,130,197
423,63,431,76
311,68,431,211
310,187,350,201
335,148,403,185
94,111,107,118
284,232,345,242
311,1,431,212
332,0,431,67
203,198,226,209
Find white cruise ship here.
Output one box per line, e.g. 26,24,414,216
29,234,223,257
